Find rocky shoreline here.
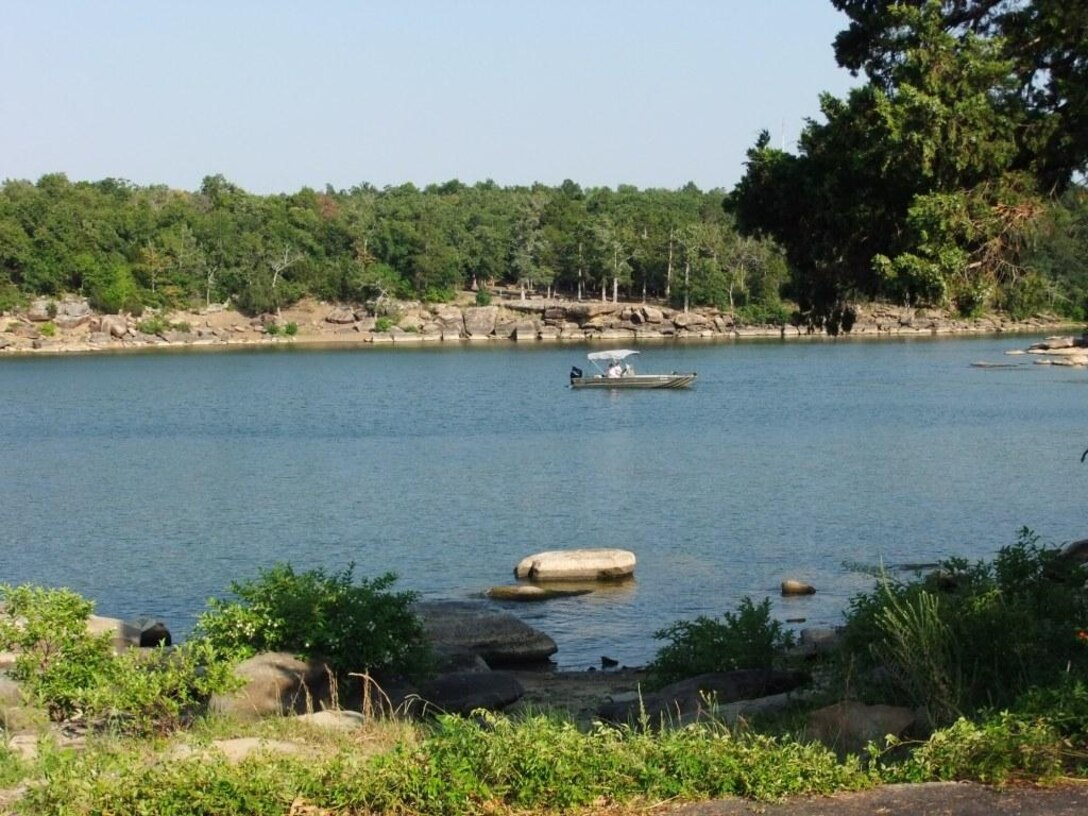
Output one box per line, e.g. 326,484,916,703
1,294,1081,356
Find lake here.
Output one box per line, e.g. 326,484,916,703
1,336,1085,668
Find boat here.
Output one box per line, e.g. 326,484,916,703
569,349,697,389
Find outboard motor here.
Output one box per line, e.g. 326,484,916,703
570,366,583,384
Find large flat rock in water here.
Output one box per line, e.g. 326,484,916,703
515,548,636,582
415,601,557,666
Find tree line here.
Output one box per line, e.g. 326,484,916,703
2,1,1085,327
0,173,790,320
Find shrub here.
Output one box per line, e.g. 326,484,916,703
39,321,56,337
734,301,793,327
193,563,432,678
137,315,169,335
883,712,1065,784
648,597,795,687
0,284,26,314
284,321,298,336
374,316,394,332
475,288,492,306
837,528,1088,724
264,321,281,336
0,584,237,733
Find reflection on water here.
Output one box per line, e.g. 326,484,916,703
0,337,1084,667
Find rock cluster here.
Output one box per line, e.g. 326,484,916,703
2,295,1078,354
1020,334,1088,367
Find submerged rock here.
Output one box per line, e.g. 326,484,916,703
486,585,592,601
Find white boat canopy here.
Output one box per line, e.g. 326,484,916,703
587,349,640,361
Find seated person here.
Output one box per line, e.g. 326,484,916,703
606,361,622,378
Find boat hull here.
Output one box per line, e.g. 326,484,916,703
570,373,696,389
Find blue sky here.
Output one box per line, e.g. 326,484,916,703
1,1,859,194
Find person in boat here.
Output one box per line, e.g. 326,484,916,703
607,360,622,378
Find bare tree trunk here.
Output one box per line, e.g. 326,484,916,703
270,245,303,317
577,241,584,301
666,229,674,301
684,257,690,313
205,266,217,308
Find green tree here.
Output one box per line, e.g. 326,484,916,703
730,1,1073,326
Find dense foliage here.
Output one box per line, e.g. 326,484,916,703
730,0,1088,328
837,528,1088,725
0,174,789,317
648,596,796,687
0,584,237,733
193,563,432,678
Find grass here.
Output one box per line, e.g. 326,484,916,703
11,710,873,815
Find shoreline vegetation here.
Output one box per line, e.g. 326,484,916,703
1,292,1083,358
2,533,1087,814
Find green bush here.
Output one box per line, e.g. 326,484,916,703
38,321,56,337
0,584,237,733
648,597,796,687
883,712,1065,784
475,288,492,306
837,528,1088,724
136,315,169,335
374,316,394,332
0,745,27,789
734,301,794,327
193,563,432,678
284,321,298,336
0,284,27,314
263,321,281,335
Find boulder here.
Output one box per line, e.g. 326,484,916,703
86,614,141,652
415,601,557,666
26,299,54,322
781,580,816,596
56,297,91,319
566,302,623,323
672,311,709,329
513,320,538,341
641,305,664,323
805,701,915,755
325,306,356,324
463,305,498,337
597,669,809,726
125,616,172,647
100,315,128,338
799,627,841,656
296,710,367,731
515,548,636,582
1058,538,1088,566
54,313,91,330
413,670,524,715
486,585,592,601
434,306,464,335
209,652,332,721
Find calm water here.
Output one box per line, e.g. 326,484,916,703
1,337,1085,668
